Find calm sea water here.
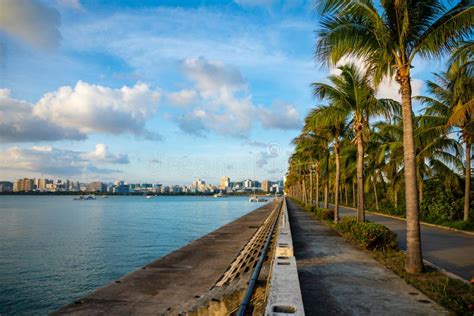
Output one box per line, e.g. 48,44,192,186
0,195,264,315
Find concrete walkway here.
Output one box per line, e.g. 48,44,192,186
336,205,474,281
288,200,448,316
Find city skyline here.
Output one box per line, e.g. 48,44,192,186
0,1,447,183
2,176,284,193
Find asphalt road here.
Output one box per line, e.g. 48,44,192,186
331,205,474,281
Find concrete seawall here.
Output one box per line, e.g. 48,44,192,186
55,201,276,315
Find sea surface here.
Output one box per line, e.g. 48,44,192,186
0,195,265,315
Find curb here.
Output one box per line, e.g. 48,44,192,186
330,204,474,237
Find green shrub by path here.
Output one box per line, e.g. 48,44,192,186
335,217,399,252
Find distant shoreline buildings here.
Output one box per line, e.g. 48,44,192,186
1,176,284,194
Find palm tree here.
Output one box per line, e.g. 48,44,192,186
312,64,399,222
306,105,349,223
417,46,473,219
316,0,473,273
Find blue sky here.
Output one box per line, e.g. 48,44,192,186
0,0,448,185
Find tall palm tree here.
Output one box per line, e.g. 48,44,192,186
417,46,473,219
306,106,349,223
316,0,473,273
312,64,399,221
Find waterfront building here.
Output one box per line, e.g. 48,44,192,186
14,178,35,192
192,179,207,192
219,176,230,190
261,180,273,192
85,181,106,193
113,184,129,194
243,179,253,190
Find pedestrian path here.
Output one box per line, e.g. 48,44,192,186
287,200,448,315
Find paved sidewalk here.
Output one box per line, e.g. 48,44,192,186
288,200,448,316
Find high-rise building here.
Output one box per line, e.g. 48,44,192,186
219,176,230,189
14,178,35,192
243,179,253,190
36,178,50,191
262,180,274,192
86,181,106,192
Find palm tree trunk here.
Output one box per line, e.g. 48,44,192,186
352,180,356,207
418,178,423,204
373,175,379,210
345,184,348,205
464,142,471,221
309,168,313,206
316,169,320,208
334,140,340,223
302,178,307,205
356,135,365,222
324,183,328,208
394,187,398,209
399,73,423,273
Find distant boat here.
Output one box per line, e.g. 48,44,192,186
249,195,268,202
145,195,153,199
102,195,108,198
74,195,96,201
213,192,227,198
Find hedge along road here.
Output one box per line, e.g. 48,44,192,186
331,204,474,281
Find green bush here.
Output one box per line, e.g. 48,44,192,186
335,217,398,251
315,208,335,221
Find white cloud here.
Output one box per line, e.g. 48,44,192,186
0,0,61,49
0,82,162,143
0,144,128,177
34,81,162,139
81,144,129,164
258,102,301,130
173,58,302,137
0,88,86,143
174,58,254,137
182,57,246,98
167,89,197,106
376,77,423,102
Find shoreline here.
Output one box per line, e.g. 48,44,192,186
54,201,277,315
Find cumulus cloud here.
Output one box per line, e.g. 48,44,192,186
0,89,86,143
182,57,246,97
376,77,423,103
258,102,301,130
173,58,254,137
0,0,61,49
173,57,301,137
0,82,162,143
167,89,197,106
81,144,129,164
0,144,128,177
34,81,161,138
